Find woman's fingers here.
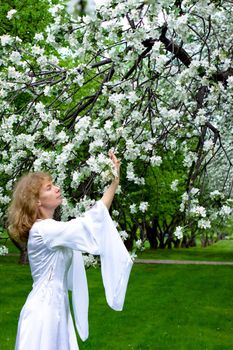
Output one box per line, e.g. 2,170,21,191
108,150,120,175
108,150,119,163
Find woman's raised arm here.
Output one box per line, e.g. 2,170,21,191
101,150,120,210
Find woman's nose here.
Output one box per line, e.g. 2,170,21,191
55,185,60,192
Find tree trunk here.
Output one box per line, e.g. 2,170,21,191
201,234,209,247
165,235,176,249
165,238,173,249
145,219,158,249
19,248,29,265
124,223,137,251
188,235,197,247
11,238,29,264
181,235,189,248
158,235,165,249
173,238,180,248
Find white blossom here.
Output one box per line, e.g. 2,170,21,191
219,205,232,217
171,179,179,192
203,140,214,152
83,254,98,268
174,226,183,239
198,219,211,230
135,239,145,251
43,86,51,96
6,9,17,20
119,230,129,241
48,4,64,17
150,156,162,167
210,190,222,199
190,188,199,196
130,252,137,261
139,202,148,213
9,51,22,65
183,152,198,168
34,33,44,41
180,192,189,212
8,66,21,79
130,204,137,214
190,206,206,218
112,209,119,217
35,102,45,114
127,91,139,103
0,245,8,256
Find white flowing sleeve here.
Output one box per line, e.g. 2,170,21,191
39,201,108,254
39,200,133,341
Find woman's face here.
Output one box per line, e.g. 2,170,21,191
38,180,62,212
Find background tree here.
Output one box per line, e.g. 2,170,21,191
0,0,232,255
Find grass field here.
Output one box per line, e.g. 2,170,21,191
1,240,233,350
137,240,233,262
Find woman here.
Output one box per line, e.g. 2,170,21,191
8,151,133,350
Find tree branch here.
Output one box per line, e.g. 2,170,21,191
212,67,233,85
159,25,192,67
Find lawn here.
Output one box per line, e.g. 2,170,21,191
1,250,233,350
138,239,233,262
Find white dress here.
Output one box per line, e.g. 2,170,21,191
15,200,133,350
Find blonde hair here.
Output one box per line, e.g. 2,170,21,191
8,172,52,243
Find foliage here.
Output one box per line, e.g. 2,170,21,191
0,0,60,42
0,0,233,247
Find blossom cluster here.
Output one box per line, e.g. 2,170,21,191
82,254,98,268
0,245,8,256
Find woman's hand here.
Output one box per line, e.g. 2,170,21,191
101,150,121,209
108,149,120,181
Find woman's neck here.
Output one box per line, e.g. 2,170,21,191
38,208,54,220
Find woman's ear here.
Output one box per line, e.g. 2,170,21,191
37,200,41,207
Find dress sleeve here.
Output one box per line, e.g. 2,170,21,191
39,200,133,341
39,200,111,255
94,200,133,311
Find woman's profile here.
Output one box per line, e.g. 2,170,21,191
8,151,133,350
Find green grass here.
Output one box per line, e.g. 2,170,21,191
0,256,32,349
1,253,233,350
138,240,233,262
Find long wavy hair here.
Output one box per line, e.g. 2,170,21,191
7,172,52,243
